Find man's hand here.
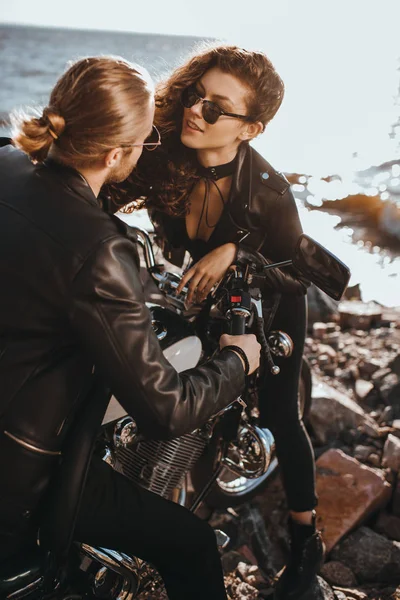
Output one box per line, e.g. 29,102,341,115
176,243,237,305
219,333,261,375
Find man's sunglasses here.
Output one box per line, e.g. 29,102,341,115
181,85,253,125
121,124,161,152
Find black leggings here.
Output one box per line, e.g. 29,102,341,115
259,293,317,513
74,457,228,600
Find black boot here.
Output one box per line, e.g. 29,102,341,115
273,511,325,600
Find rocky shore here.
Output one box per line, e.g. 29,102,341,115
136,292,400,600
215,295,400,600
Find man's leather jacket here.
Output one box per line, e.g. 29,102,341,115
0,144,245,517
149,142,309,298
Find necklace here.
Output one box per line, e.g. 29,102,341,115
190,155,237,240
196,155,237,181
194,178,226,239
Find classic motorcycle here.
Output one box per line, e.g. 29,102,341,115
0,227,350,599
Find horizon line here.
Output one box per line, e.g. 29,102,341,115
0,19,219,40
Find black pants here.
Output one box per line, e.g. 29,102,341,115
259,293,317,513
74,457,228,600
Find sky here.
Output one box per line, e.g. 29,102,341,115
2,0,292,38
1,0,400,174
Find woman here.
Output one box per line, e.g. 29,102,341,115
113,44,325,600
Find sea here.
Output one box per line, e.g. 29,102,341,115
0,23,399,307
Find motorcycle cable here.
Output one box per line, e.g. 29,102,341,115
252,304,281,377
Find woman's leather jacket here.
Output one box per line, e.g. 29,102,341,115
0,143,245,526
150,143,309,297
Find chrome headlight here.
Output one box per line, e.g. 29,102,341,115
268,330,294,358
113,417,138,448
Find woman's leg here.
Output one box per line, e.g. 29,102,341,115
259,294,324,599
259,293,317,515
74,457,228,600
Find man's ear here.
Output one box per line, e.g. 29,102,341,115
238,121,264,141
104,147,123,169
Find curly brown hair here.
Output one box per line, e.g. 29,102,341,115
113,44,285,216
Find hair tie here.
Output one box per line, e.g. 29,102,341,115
48,128,59,140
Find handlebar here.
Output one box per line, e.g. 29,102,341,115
231,314,247,335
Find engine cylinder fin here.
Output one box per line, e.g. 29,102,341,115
116,432,207,499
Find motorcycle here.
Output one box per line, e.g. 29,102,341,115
0,227,350,599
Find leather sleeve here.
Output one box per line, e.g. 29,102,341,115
237,186,309,295
68,235,245,439
236,244,309,296
260,187,303,261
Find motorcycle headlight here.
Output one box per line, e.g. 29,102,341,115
268,330,294,358
113,417,138,448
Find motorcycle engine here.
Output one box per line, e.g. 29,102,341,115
109,417,209,501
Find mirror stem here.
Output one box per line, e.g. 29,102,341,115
263,259,292,271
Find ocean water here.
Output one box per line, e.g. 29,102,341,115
0,23,399,306
0,23,209,130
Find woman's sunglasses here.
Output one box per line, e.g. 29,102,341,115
181,85,253,125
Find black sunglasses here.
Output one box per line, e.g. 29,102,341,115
181,85,253,125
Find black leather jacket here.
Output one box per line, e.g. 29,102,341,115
150,143,309,297
0,144,245,500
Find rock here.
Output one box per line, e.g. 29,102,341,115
358,357,382,378
379,373,400,406
234,545,258,566
323,332,341,350
318,344,338,360
227,580,259,600
319,353,333,367
332,587,368,600
308,285,340,327
222,551,247,574
355,379,374,401
374,512,400,541
238,504,279,576
236,562,266,589
382,434,400,473
353,444,375,462
371,367,392,384
326,322,338,334
378,405,394,425
320,561,358,587
331,526,400,583
381,306,400,328
357,419,382,438
315,449,392,552
333,592,347,600
338,301,383,330
389,353,400,377
310,379,380,444
312,576,336,600
368,453,381,467
343,283,362,301
314,322,328,339
393,480,400,518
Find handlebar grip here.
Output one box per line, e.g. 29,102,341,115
231,314,246,335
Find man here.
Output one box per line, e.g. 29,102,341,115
0,56,260,600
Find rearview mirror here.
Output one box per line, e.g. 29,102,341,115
293,234,351,301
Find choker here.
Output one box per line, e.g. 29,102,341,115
197,155,237,181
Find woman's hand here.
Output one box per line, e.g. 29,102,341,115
177,243,237,305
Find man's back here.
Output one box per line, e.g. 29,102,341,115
0,145,123,451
